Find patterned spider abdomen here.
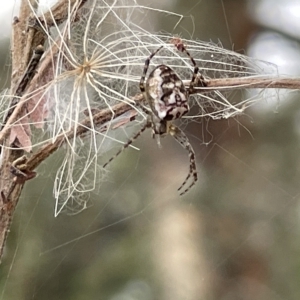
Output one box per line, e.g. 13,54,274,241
146,65,189,121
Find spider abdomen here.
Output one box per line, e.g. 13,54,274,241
146,65,189,121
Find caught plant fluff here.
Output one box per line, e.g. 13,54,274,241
12,0,277,214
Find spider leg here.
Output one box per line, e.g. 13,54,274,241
139,46,163,93
134,103,157,140
171,39,206,92
168,123,197,196
135,101,151,116
103,121,151,168
183,48,207,93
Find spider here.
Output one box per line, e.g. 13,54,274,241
103,43,206,195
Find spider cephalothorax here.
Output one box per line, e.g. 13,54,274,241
104,42,206,195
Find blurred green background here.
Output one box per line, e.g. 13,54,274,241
1,0,300,299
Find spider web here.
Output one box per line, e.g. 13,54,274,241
43,0,278,215
0,0,277,216
1,1,300,300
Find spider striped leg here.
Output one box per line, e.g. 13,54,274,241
171,39,206,91
103,121,151,168
182,47,207,92
168,123,197,196
139,46,163,93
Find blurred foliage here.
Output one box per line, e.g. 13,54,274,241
1,0,300,300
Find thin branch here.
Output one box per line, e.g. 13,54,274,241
26,100,139,171
192,77,300,91
0,0,38,262
24,75,300,172
0,0,86,263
